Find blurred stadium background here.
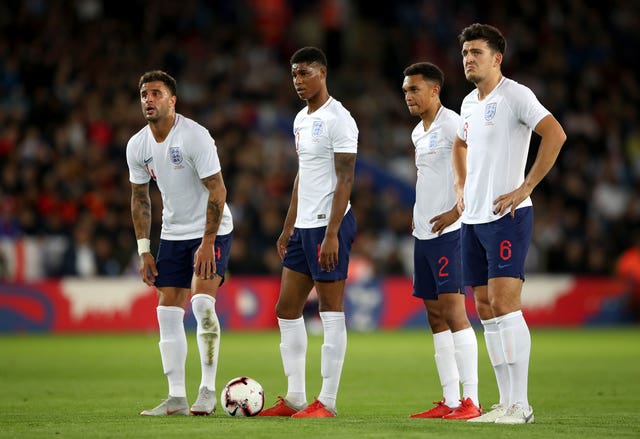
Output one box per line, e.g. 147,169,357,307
1,0,639,332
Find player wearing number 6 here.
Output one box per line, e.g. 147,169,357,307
452,24,566,424
402,62,480,421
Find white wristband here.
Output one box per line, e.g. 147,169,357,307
137,238,151,256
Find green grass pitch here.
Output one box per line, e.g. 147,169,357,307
1,327,638,438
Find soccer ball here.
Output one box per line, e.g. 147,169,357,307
221,376,265,417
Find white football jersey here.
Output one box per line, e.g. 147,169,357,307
293,97,358,228
457,77,549,224
126,114,233,240
413,106,462,240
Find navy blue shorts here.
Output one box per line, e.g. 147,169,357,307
155,233,233,289
283,209,356,281
412,230,463,300
461,207,533,286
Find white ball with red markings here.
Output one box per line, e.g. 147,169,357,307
221,376,265,417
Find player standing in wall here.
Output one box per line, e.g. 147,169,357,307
259,47,358,418
452,24,566,424
127,70,234,416
402,62,481,421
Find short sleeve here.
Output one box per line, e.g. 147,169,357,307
188,127,222,179
510,84,550,130
329,111,358,154
126,139,151,184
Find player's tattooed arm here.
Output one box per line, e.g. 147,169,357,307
327,152,356,236
319,152,356,271
201,172,226,238
130,182,152,239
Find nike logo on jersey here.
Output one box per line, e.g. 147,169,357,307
498,263,512,269
143,157,153,164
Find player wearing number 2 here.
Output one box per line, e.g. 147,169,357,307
452,24,566,424
402,62,481,421
127,70,234,416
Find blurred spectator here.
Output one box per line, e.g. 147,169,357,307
58,219,97,277
0,0,638,279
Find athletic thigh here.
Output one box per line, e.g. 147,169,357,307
315,279,346,312
276,267,315,319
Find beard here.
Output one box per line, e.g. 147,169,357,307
465,72,482,84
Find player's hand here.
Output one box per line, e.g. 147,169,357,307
429,207,460,236
139,253,158,286
493,185,532,218
276,230,293,261
319,235,339,272
194,242,217,280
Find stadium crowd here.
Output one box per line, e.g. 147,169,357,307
0,0,638,280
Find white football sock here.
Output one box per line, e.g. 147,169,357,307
157,306,187,398
452,327,479,406
481,317,510,406
318,312,347,410
278,316,307,406
191,294,220,392
433,330,460,407
496,310,531,407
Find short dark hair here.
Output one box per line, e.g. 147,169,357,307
290,46,327,67
403,62,444,88
138,70,177,96
458,23,506,54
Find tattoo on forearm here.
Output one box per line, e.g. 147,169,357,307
335,153,356,183
131,184,151,238
205,200,223,236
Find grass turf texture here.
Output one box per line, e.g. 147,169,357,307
1,328,638,438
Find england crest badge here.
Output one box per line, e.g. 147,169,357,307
312,120,324,140
169,147,183,165
484,102,497,121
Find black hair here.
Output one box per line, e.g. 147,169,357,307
290,47,327,67
138,70,177,96
403,62,444,88
458,23,507,54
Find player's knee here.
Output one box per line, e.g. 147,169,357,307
474,300,493,321
275,302,303,320
158,290,189,307
442,310,470,332
488,295,520,317
427,311,447,332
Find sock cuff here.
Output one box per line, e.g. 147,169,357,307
452,327,476,345
319,311,345,322
157,306,185,316
157,306,186,340
480,317,498,331
278,316,305,329
432,329,454,348
191,293,215,305
495,310,524,325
